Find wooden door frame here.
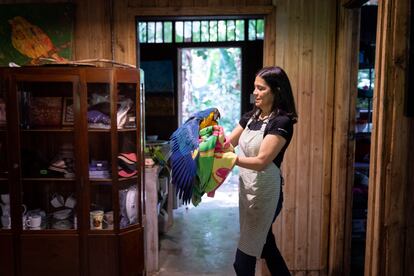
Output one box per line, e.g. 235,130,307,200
113,3,354,274
112,3,383,274
329,3,361,275
364,0,412,275
113,5,275,67
334,0,413,275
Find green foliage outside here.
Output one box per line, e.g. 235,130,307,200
181,47,241,135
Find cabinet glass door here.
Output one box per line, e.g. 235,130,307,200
0,80,10,230
17,80,77,231
87,83,114,230
117,82,139,229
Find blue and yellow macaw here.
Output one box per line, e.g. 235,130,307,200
169,108,220,203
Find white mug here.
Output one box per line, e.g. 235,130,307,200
65,194,76,209
90,210,104,230
1,215,11,229
0,194,10,204
22,215,26,230
26,215,42,228
21,204,27,216
104,211,114,229
73,215,78,229
50,193,64,208
1,204,10,216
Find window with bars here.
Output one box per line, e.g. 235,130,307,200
138,18,265,44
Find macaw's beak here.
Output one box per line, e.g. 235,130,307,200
213,109,221,121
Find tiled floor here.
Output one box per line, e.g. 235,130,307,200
155,173,240,276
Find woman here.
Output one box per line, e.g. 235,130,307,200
228,66,297,276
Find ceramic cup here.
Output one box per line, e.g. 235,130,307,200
26,215,42,228
64,194,76,209
90,210,104,230
104,211,114,229
0,204,10,216
1,215,11,229
0,193,10,204
21,204,27,215
22,215,27,230
73,215,77,229
50,193,65,208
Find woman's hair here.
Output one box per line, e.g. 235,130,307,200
255,66,298,123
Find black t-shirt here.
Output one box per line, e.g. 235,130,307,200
239,110,294,168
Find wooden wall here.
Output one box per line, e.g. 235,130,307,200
1,0,412,275
365,0,414,275
271,1,336,275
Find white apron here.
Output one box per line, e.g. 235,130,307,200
238,116,281,257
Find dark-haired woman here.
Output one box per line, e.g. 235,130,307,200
228,66,297,276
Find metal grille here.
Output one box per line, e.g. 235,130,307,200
138,18,264,44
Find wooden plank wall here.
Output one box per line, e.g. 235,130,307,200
328,4,360,276
271,1,336,275
365,0,414,275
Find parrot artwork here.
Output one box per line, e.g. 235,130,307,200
8,16,67,64
169,108,221,204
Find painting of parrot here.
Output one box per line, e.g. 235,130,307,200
169,108,221,203
8,16,67,64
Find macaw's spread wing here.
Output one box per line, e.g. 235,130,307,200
169,107,221,204
169,118,200,203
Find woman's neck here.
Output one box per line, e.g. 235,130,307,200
260,109,272,118
258,111,271,120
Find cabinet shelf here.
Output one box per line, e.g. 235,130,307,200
89,178,112,183
88,128,111,132
87,128,137,132
89,175,138,185
22,229,78,234
0,67,145,275
20,128,74,133
119,224,142,233
118,128,137,132
22,177,75,182
0,228,12,232
120,175,138,181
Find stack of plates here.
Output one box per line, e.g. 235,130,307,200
53,209,72,220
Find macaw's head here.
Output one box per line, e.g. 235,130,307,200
199,108,221,130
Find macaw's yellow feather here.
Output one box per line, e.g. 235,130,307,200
199,112,218,129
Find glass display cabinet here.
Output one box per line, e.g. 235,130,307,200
0,67,144,276
0,67,15,276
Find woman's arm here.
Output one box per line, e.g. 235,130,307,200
236,134,286,171
227,124,244,147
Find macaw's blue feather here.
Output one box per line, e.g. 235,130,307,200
185,108,217,122
170,150,197,202
169,107,221,203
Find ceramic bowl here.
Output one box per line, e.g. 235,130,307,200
53,209,72,220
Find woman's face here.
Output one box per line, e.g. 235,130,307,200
253,76,274,111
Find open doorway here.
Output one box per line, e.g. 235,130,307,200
179,47,241,134
351,2,377,275
138,17,264,140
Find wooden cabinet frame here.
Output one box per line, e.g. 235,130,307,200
0,67,145,276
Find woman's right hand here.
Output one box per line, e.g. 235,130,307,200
227,124,244,147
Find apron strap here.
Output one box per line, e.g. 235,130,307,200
246,110,274,132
